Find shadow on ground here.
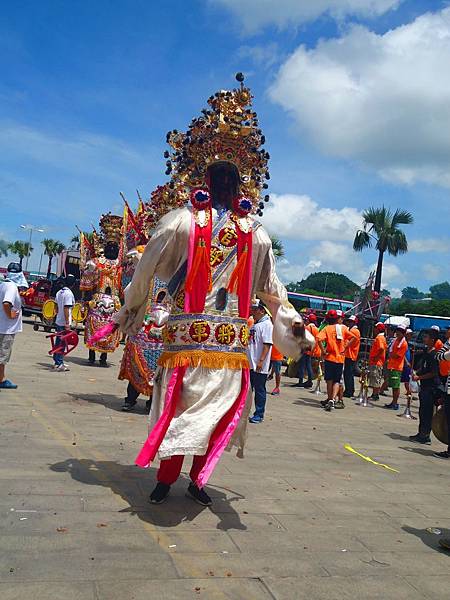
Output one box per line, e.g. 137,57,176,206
50,458,246,531
384,432,416,442
64,392,149,414
398,445,436,458
402,525,450,554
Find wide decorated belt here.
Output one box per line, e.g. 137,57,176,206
159,313,250,370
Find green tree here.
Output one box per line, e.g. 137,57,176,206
429,281,450,300
353,206,413,292
381,289,391,297
0,239,9,258
287,272,359,299
401,286,425,300
69,234,80,250
41,239,66,278
270,236,285,261
7,241,33,268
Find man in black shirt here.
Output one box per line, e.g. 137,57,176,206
409,330,440,445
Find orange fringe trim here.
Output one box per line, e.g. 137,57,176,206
227,244,248,295
158,350,249,370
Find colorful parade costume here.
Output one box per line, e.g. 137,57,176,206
116,75,314,493
80,213,123,361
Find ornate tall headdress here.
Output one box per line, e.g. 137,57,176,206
162,73,270,216
99,212,123,245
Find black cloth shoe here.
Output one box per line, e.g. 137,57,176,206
149,482,171,504
324,400,334,412
303,380,313,389
433,450,450,459
145,400,152,414
186,483,212,506
409,433,431,445
320,399,329,407
292,381,305,387
121,399,137,412
335,399,345,409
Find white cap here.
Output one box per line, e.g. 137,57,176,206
431,325,440,331
406,328,413,334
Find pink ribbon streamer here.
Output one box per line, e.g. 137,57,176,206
135,365,186,468
87,321,118,346
195,368,250,488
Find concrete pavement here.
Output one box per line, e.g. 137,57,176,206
0,322,449,599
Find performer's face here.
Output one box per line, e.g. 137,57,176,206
208,163,239,209
104,241,119,260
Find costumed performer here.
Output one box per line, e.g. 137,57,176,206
80,213,122,366
115,73,314,507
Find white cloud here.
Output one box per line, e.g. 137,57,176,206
409,238,450,253
270,8,450,188
422,263,443,281
261,193,362,241
212,0,401,33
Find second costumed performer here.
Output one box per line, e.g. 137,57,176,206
115,74,314,506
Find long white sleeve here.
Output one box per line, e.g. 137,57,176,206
252,225,315,359
115,208,190,335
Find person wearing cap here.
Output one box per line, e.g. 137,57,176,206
343,315,361,399
317,309,353,410
384,325,409,410
0,272,22,389
52,275,76,372
247,300,273,423
431,325,444,351
409,329,441,444
368,323,388,400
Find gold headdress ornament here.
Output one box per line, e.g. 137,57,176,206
99,212,123,245
162,73,270,216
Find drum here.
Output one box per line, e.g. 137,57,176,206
432,405,449,445
42,299,57,322
72,302,87,324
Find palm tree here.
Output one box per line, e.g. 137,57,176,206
0,239,8,258
69,234,80,250
41,238,66,278
270,236,285,261
7,241,33,268
353,206,413,292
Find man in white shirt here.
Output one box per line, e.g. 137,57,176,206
53,275,76,372
247,300,273,423
0,275,23,389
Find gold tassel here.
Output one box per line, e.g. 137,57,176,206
158,350,249,370
227,244,248,295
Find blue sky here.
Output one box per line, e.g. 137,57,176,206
1,0,449,296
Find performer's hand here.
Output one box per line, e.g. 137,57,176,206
256,359,264,372
10,309,20,319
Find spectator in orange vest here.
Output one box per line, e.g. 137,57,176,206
368,322,388,400
270,345,283,396
343,315,361,398
438,327,450,382
294,312,319,389
384,325,408,410
317,309,353,411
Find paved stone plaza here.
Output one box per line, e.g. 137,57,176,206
1,322,449,599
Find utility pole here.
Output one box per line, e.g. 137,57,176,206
20,224,44,272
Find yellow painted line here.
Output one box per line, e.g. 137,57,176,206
344,443,399,473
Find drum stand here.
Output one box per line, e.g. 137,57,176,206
398,394,417,419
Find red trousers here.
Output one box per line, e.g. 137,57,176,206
157,454,208,486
